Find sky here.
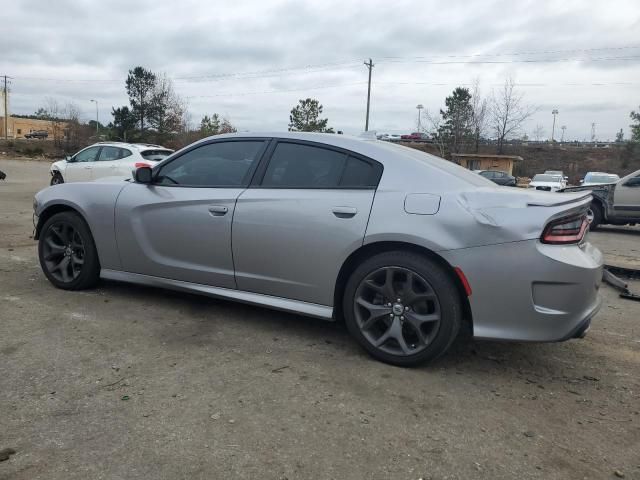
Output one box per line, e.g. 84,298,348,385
2,0,639,141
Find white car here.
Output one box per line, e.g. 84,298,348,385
580,172,620,186
50,142,173,185
528,174,566,192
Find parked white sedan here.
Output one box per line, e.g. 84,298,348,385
50,142,173,184
528,174,567,192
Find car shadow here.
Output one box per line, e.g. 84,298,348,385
98,279,587,376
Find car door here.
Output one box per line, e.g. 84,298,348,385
232,140,382,306
65,146,100,182
92,145,124,180
115,139,268,287
613,171,640,220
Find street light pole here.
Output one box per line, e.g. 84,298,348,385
416,104,424,131
551,109,558,142
90,99,99,136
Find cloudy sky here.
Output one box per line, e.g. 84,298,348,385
2,0,639,140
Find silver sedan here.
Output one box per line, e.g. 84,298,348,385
33,132,603,366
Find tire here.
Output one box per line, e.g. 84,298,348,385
38,211,100,290
343,251,462,367
588,203,603,230
50,172,64,186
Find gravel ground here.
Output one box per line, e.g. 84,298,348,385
1,159,639,480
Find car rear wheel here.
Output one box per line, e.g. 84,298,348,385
38,212,100,290
343,251,462,367
50,173,64,185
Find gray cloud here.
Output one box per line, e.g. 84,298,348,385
1,0,639,139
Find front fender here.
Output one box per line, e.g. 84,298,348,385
34,182,128,270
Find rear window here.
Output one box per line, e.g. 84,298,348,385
141,149,173,161
585,173,619,183
532,174,562,182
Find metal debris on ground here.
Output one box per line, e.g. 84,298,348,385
602,269,640,302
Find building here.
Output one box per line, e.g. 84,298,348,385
1,116,69,139
451,153,523,176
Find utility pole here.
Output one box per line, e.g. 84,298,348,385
3,75,8,141
560,125,566,142
90,99,99,136
364,59,374,131
551,109,558,142
591,123,596,142
416,104,424,131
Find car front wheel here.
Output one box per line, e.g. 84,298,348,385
38,211,100,290
343,251,462,367
50,173,64,185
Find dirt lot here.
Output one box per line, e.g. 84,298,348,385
1,159,639,480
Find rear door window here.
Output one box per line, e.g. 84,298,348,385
97,146,122,161
261,142,381,189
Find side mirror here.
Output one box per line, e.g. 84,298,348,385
134,166,153,184
65,155,73,162
579,179,584,184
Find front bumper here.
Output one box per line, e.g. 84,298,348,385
441,238,603,342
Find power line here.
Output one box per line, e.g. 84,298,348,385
380,44,640,60
185,81,367,98
379,55,640,65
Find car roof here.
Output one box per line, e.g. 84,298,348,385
92,142,172,151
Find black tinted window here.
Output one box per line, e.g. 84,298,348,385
262,143,347,188
156,141,264,187
340,156,378,187
141,149,172,161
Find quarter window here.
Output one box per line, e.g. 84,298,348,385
156,141,264,187
340,156,380,188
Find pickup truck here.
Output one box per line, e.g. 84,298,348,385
562,167,640,229
24,130,49,139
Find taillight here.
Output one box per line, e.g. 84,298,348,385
541,214,589,245
135,162,150,168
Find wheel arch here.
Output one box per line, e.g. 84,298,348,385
333,241,473,333
590,197,606,220
35,204,87,240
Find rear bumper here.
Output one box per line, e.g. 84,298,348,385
440,238,603,342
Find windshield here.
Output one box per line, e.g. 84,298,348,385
584,173,619,183
140,149,173,161
532,174,562,182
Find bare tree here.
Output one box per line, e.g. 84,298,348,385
489,78,537,153
533,124,545,142
422,109,447,158
43,97,64,147
470,78,488,153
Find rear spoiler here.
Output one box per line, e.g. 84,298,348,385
526,191,592,207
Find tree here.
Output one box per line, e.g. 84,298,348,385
533,124,545,142
200,114,221,136
616,129,624,143
489,78,537,154
126,66,157,132
436,87,474,155
148,74,186,139
109,106,137,141
288,98,333,132
470,79,488,152
219,117,237,134
631,107,640,142
422,109,447,158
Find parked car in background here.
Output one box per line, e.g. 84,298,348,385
400,132,429,141
529,174,566,192
49,142,174,185
580,172,620,186
34,132,602,367
474,170,516,186
24,130,49,139
563,168,640,229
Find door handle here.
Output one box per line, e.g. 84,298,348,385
84,166,93,169
208,205,228,216
332,207,358,218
